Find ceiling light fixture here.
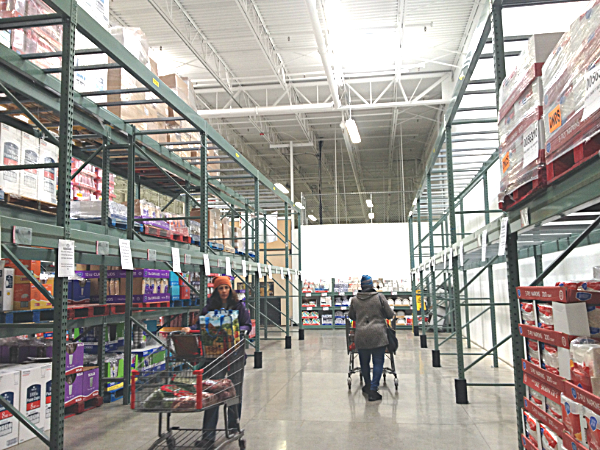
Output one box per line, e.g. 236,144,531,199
295,202,305,210
344,118,361,144
366,199,373,208
274,183,289,194
368,212,374,220
308,214,317,222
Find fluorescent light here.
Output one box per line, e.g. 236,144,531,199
0,106,6,111
308,214,317,222
368,212,374,220
344,119,361,144
295,202,305,210
542,221,595,226
366,199,373,208
274,183,289,194
15,114,29,122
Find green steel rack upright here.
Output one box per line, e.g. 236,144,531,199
0,1,301,447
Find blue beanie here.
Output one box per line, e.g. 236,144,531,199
361,275,373,291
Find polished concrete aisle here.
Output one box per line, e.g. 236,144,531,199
17,330,518,449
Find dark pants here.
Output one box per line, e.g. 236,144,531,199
358,346,386,391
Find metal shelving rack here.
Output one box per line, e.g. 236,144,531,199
408,1,600,449
0,1,301,448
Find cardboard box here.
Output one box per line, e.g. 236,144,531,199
64,372,82,407
5,260,41,284
1,124,22,195
37,139,58,205
18,364,50,444
81,367,99,401
12,284,51,311
0,268,14,312
19,133,39,200
43,376,51,432
65,343,84,375
68,279,91,305
0,368,20,448
553,301,591,336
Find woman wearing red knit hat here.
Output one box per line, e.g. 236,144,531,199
183,275,251,449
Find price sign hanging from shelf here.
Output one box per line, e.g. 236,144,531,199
459,241,464,268
267,264,273,279
448,249,452,270
58,239,75,278
242,260,247,277
498,217,509,257
171,248,181,273
119,239,133,271
203,254,211,276
257,264,263,278
481,230,488,262
225,257,232,276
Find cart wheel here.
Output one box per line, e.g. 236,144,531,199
347,377,352,390
383,373,386,384
167,436,176,450
239,438,246,449
394,378,399,391
359,374,363,384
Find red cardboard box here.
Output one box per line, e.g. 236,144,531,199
517,286,600,303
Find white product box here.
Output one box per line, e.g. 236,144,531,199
18,364,50,444
553,302,591,337
19,134,39,200
0,269,14,312
37,140,58,205
0,368,20,449
43,374,51,433
0,124,22,196
558,346,571,380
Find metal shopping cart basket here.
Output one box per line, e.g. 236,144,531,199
132,330,247,450
345,317,398,391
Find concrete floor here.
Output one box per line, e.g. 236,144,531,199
17,330,518,449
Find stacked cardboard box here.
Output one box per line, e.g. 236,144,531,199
542,2,600,175
497,33,562,209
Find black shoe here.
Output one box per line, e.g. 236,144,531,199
368,390,382,401
362,385,370,394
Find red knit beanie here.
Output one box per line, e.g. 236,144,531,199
213,276,232,290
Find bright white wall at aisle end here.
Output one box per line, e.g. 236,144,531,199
301,223,411,284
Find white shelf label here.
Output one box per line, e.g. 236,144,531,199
498,217,509,257
459,241,464,268
268,264,273,279
341,307,348,311
321,293,327,297
58,239,75,278
287,268,291,278
305,293,312,297
242,260,247,277
257,264,263,278
171,248,181,273
184,254,192,265
203,254,211,276
119,239,133,271
448,249,453,270
307,307,313,311
391,291,397,296
323,307,329,311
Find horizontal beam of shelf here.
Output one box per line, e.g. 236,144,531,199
0,306,200,338
302,306,412,311
302,291,412,297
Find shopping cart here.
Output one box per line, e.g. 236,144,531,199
345,317,398,391
132,330,246,450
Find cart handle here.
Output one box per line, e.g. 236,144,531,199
130,370,139,410
193,369,204,410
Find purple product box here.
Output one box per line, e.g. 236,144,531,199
106,269,170,279
106,294,171,304
81,367,99,401
135,216,170,230
65,343,84,374
64,372,83,407
74,271,101,279
0,345,9,363
9,345,30,363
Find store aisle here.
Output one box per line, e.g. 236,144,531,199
16,331,517,449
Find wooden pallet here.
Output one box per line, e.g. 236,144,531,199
2,193,56,215
172,233,192,244
0,308,54,324
133,301,171,309
103,388,123,404
65,395,103,419
500,175,546,212
170,299,195,307
208,242,224,251
547,135,600,185
67,304,110,320
110,304,126,315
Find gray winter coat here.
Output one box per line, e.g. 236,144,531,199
348,291,394,350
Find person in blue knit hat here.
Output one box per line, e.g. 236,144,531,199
349,275,394,401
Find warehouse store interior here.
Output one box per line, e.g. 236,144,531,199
1,0,600,449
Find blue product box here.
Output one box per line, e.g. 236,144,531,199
169,285,180,297
68,279,91,304
169,272,180,285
